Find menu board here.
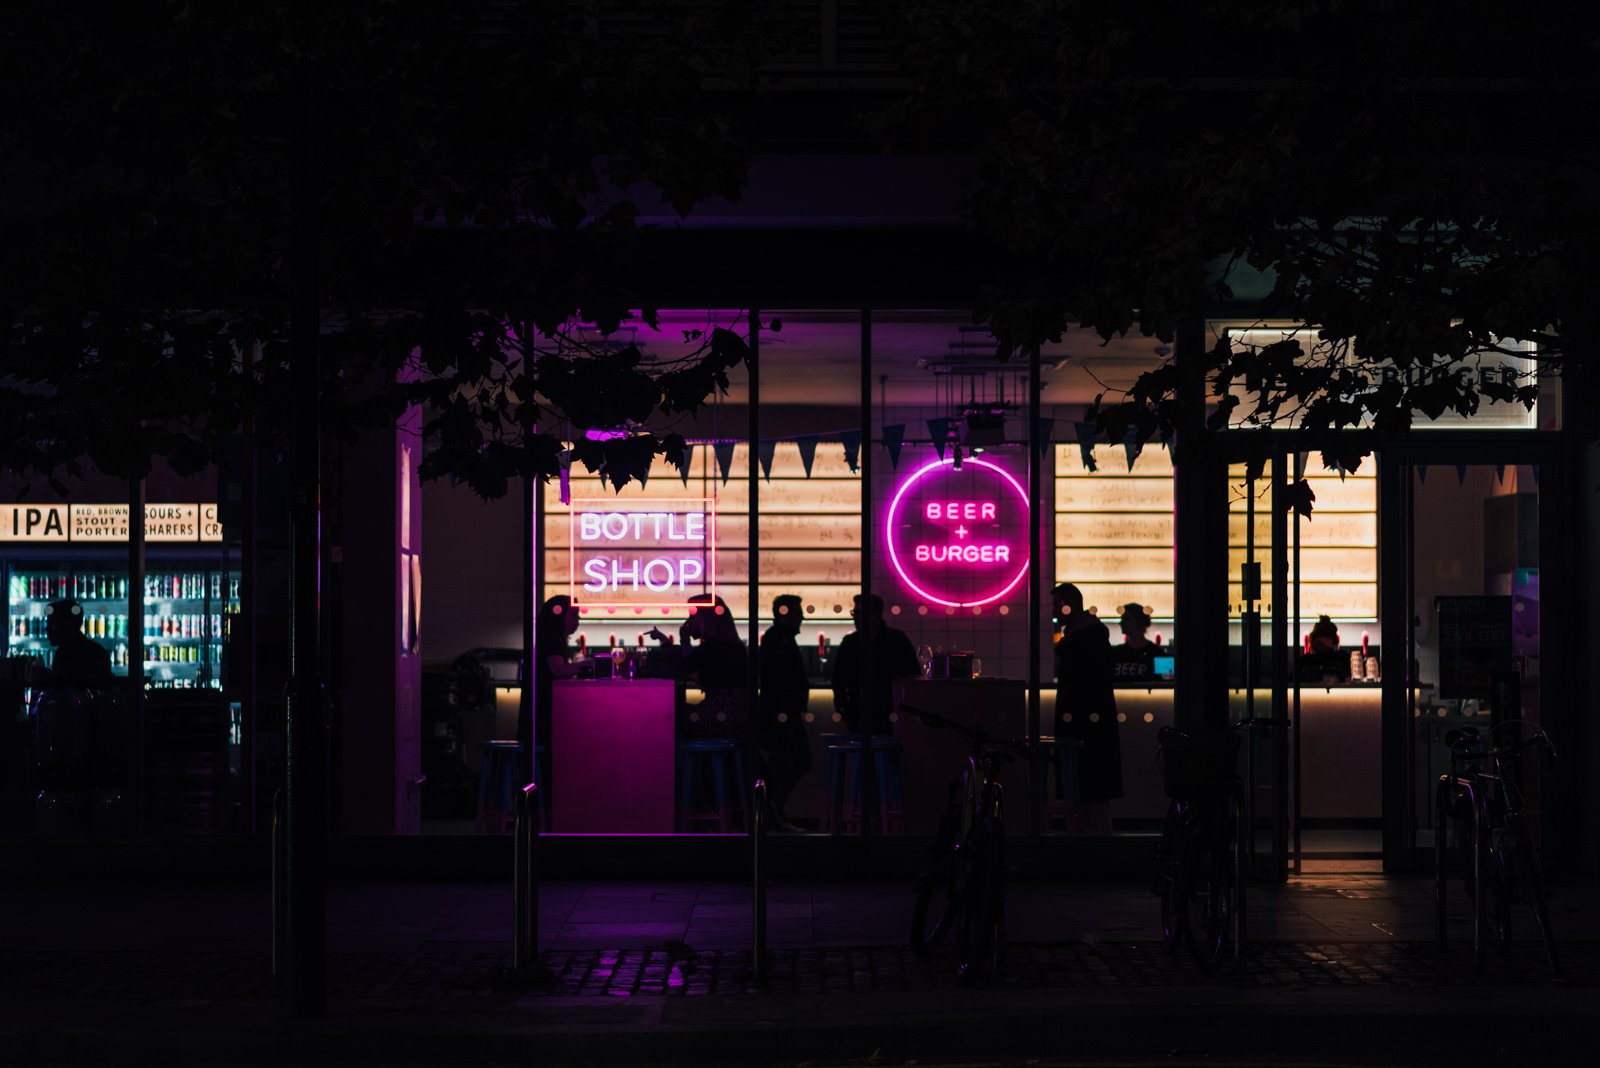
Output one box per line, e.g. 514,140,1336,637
2,502,221,543
1437,596,1512,699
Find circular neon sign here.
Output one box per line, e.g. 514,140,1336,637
885,457,1030,608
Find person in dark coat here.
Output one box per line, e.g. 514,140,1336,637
678,593,748,738
41,599,111,691
759,594,814,832
1053,582,1121,833
831,593,919,736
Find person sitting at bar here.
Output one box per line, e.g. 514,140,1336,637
527,595,581,783
759,594,814,833
1110,603,1156,684
1053,582,1121,834
678,593,748,738
1299,614,1349,683
36,599,111,692
831,593,919,736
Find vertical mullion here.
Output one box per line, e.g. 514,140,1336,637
859,310,875,836
1027,344,1043,838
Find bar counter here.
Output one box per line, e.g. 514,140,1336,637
551,678,676,833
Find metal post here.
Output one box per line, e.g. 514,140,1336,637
1434,778,1448,948
751,778,768,981
1026,345,1043,838
286,55,327,1017
747,311,760,831
272,788,287,977
126,476,145,832
522,423,537,788
858,311,875,836
1471,788,1484,963
513,783,540,972
1235,787,1248,962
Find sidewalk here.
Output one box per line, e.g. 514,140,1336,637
4,874,1597,1064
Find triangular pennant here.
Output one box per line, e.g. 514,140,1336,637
796,436,819,478
1455,463,1468,485
1073,422,1098,473
1416,465,1428,484
1123,428,1144,472
840,430,863,474
558,450,572,505
1036,417,1054,461
757,440,777,481
1294,452,1307,480
713,441,736,486
636,462,649,490
926,418,951,461
677,444,694,487
883,424,906,470
1495,464,1506,485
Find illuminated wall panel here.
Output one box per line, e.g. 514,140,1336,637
1054,443,1175,630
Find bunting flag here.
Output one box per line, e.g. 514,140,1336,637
1495,464,1506,485
636,462,649,490
1294,451,1308,480
713,440,736,486
1455,463,1468,485
1073,421,1098,472
840,430,863,474
926,417,952,461
676,444,694,487
1123,428,1144,472
756,439,777,481
795,436,819,478
558,449,572,504
883,424,906,470
1035,417,1054,461
1416,465,1428,484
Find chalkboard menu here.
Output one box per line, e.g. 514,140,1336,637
1437,596,1512,699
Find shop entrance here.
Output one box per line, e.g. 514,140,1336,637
1380,446,1563,870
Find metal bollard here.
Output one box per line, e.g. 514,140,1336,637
513,783,540,973
751,779,768,982
1234,789,1248,962
271,787,287,978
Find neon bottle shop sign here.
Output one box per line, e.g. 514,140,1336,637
886,458,1030,608
569,497,717,611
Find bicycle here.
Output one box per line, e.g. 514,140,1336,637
901,703,1046,985
1434,718,1559,974
1152,718,1275,971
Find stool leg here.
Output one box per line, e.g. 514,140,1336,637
678,751,692,833
830,753,848,836
712,753,730,833
733,747,747,833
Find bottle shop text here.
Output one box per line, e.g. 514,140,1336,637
570,502,715,603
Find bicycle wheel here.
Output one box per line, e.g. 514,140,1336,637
911,854,960,957
1181,810,1236,971
1506,814,1560,973
955,816,1005,985
1156,801,1185,950
1485,833,1515,950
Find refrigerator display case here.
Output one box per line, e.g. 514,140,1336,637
4,553,240,690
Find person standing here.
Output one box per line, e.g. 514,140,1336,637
40,599,112,691
527,595,581,783
1053,583,1121,834
678,593,748,738
831,593,919,736
759,595,814,832
1110,603,1156,684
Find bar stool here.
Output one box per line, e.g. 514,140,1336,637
677,738,747,832
822,736,904,835
476,741,551,833
477,740,522,834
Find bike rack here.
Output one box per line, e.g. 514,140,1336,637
513,782,541,973
1433,773,1485,962
271,787,286,978
751,778,768,982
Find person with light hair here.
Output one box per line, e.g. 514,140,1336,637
1052,583,1121,834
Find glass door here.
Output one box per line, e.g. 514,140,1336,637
1400,461,1548,859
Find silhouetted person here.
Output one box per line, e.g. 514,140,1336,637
527,595,581,782
1110,603,1155,683
1053,583,1121,834
831,593,918,736
1299,614,1349,683
679,593,748,738
41,599,111,691
759,595,814,832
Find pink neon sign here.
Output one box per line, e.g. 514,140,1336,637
885,457,1029,608
568,496,717,612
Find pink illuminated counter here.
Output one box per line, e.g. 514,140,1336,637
551,678,676,833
